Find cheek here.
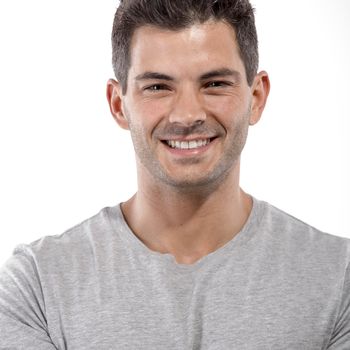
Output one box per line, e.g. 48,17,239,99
134,99,172,131
205,96,246,123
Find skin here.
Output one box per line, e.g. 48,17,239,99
107,20,270,265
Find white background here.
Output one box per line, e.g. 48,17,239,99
0,1,349,266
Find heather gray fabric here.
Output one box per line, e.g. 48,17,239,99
1,197,350,350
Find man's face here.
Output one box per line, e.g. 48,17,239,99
115,21,262,190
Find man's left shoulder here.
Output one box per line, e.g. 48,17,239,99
259,199,350,265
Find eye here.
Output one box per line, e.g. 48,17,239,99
205,81,231,88
144,84,169,92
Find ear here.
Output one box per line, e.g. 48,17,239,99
106,79,129,130
249,71,270,126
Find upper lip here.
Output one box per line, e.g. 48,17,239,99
160,136,216,142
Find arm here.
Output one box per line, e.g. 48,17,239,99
0,247,57,350
327,262,350,349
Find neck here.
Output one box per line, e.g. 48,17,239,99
121,162,252,265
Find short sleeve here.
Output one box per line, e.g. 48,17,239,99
327,262,350,349
0,246,57,350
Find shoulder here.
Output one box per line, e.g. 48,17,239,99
13,204,122,271
256,198,350,268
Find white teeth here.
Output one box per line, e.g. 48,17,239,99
181,141,188,149
166,139,211,149
188,141,197,149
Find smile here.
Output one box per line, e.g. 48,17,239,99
165,139,211,150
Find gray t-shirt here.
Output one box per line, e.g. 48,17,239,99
1,197,349,349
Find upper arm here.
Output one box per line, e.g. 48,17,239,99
0,248,57,350
326,262,350,349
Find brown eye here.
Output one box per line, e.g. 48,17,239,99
206,81,229,88
145,84,168,91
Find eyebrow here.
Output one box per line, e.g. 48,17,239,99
134,68,241,83
199,68,241,82
135,72,174,82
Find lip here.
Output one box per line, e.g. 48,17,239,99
161,137,218,157
160,135,216,142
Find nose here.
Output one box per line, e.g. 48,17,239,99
168,87,206,126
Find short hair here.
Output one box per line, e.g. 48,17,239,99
112,0,259,93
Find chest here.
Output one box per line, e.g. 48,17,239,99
46,265,333,350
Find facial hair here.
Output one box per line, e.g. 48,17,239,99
124,105,251,192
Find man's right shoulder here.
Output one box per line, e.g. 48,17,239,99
12,204,123,270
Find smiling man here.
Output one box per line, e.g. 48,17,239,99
106,18,268,265
1,1,349,349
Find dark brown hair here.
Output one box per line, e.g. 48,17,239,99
112,0,258,93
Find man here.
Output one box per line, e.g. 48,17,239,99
0,0,349,349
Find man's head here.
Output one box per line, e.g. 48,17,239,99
112,0,259,94
107,1,269,193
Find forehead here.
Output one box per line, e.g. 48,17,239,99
128,20,245,80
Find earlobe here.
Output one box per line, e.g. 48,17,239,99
249,71,270,126
106,79,129,130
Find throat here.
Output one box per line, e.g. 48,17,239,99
121,190,253,264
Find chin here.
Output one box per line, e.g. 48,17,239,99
159,170,230,193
